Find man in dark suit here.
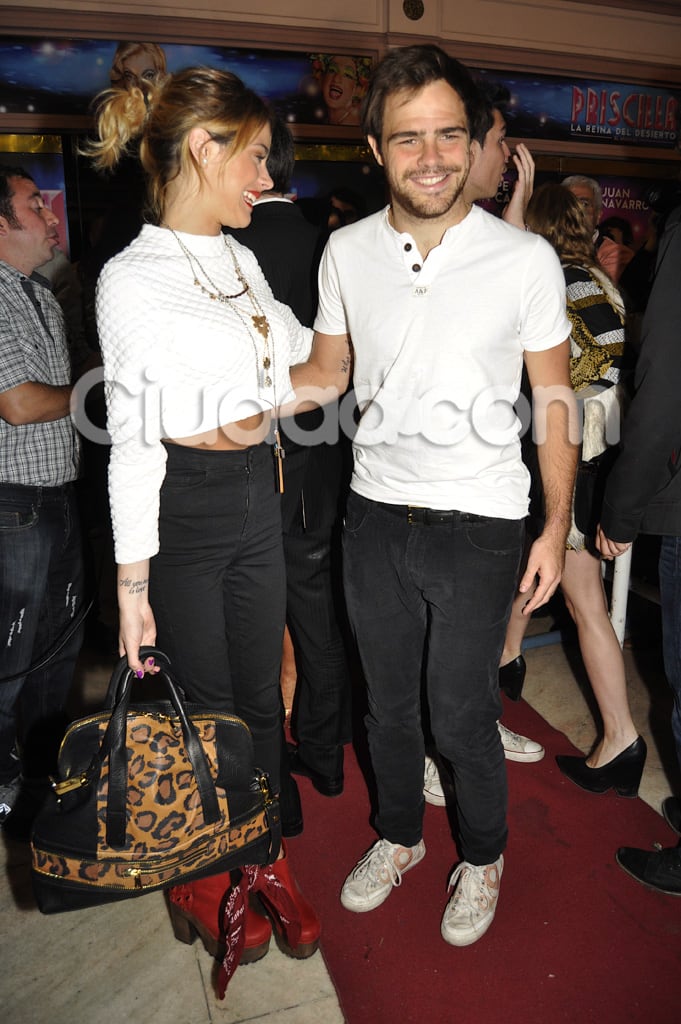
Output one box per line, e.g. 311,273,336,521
231,117,352,824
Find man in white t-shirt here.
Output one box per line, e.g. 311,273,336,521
292,44,576,948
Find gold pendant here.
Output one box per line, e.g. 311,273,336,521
252,315,269,339
263,356,271,370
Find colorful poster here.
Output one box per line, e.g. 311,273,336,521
476,68,680,150
0,38,373,129
3,39,678,148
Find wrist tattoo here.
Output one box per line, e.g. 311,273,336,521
119,576,149,596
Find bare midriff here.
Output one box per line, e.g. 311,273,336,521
163,411,269,451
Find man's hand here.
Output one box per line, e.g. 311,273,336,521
503,143,535,230
518,527,565,615
595,525,632,561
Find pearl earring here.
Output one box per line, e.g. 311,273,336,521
202,156,208,166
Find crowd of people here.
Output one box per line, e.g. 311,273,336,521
1,39,680,997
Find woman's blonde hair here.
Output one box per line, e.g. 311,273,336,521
82,66,271,224
525,182,598,270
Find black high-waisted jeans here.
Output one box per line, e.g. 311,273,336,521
150,441,286,792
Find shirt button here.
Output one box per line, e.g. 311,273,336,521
412,263,421,272
404,242,412,251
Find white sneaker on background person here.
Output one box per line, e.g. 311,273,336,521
498,722,545,762
423,755,447,806
424,723,545,804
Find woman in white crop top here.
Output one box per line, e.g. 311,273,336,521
88,66,319,981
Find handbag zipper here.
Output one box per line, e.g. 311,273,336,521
52,710,255,798
37,809,271,891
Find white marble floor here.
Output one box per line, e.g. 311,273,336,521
2,584,677,1024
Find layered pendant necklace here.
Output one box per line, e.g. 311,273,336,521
167,226,285,492
168,227,274,387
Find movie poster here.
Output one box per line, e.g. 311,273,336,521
0,39,373,129
476,68,680,150
2,39,677,148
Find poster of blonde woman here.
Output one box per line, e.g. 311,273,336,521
0,37,374,131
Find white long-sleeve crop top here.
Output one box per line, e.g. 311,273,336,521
96,224,313,564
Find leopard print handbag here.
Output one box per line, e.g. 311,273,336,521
30,647,281,914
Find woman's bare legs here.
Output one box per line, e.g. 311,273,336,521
500,582,536,667
560,547,638,767
500,528,536,667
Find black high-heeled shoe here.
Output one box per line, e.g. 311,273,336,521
556,736,647,798
498,655,526,701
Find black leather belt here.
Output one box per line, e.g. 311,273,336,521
407,507,455,525
375,501,479,526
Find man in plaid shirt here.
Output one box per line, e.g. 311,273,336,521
0,164,89,839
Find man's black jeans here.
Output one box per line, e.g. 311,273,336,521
343,491,524,865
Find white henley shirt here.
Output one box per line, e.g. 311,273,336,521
314,204,570,519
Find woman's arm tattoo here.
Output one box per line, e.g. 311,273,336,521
119,576,149,597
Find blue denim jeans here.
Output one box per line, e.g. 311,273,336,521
150,442,287,792
0,482,85,783
659,535,681,772
342,492,524,864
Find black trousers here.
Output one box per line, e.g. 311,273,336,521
343,492,523,862
0,482,85,782
280,419,351,779
150,441,286,793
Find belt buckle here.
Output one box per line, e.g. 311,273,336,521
407,506,420,526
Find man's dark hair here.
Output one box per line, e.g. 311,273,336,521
361,44,486,151
470,79,510,146
599,215,634,248
266,115,296,194
330,186,366,219
0,164,33,227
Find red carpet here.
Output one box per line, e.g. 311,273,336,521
286,698,681,1024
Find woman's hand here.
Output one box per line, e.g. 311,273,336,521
503,143,535,230
117,561,159,677
596,525,632,561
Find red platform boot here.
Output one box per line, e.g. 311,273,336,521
251,841,321,958
167,870,271,964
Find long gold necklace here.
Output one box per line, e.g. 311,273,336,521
168,227,273,386
167,226,284,492
223,237,273,386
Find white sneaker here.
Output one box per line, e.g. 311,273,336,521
423,756,446,806
424,726,544,806
441,855,504,946
498,721,545,763
340,837,426,913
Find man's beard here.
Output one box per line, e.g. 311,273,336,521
387,165,469,221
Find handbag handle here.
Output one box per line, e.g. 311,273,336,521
100,647,221,849
103,647,174,704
